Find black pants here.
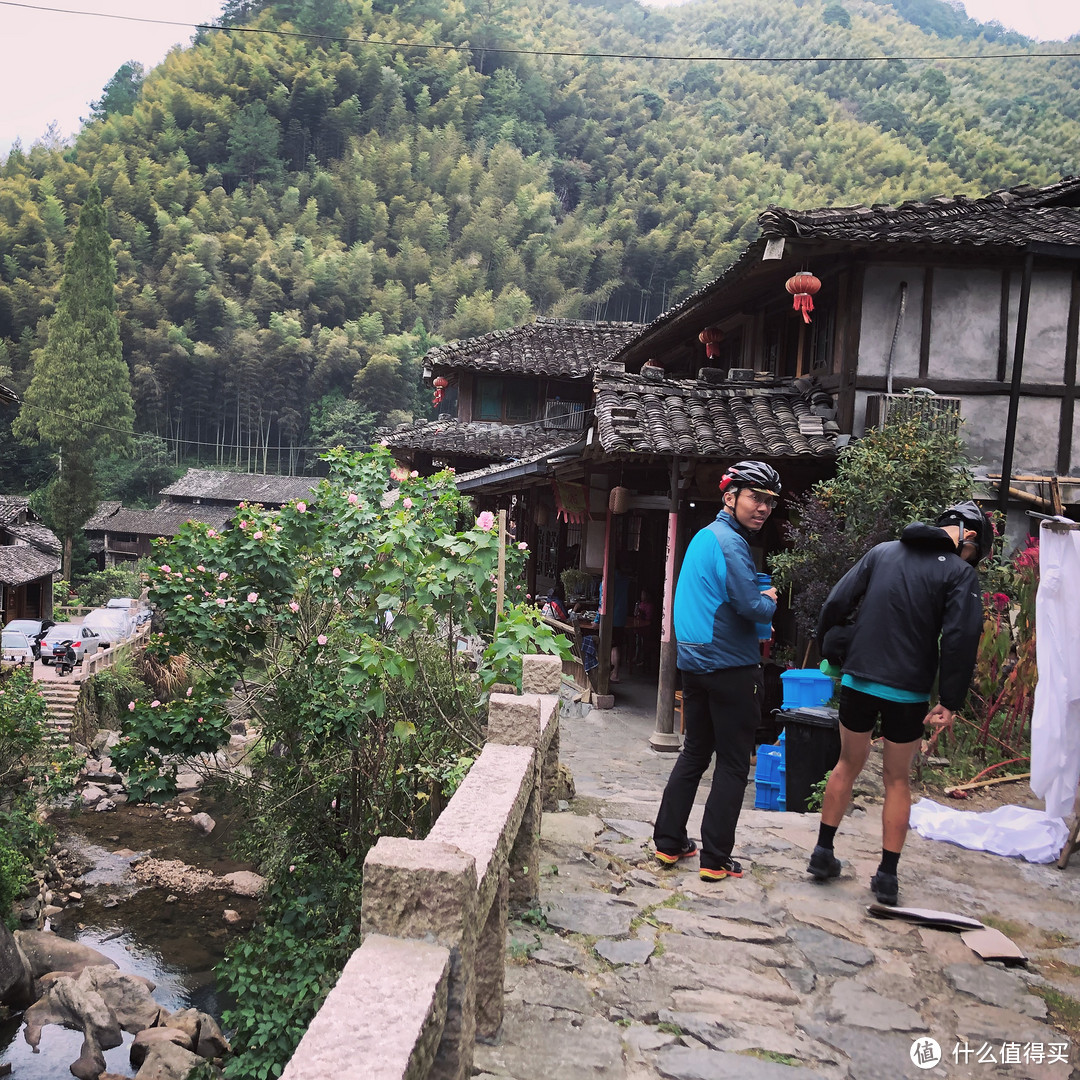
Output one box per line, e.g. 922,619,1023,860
653,665,759,871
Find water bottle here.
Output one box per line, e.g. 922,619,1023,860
755,572,774,642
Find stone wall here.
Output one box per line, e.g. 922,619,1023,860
280,654,563,1080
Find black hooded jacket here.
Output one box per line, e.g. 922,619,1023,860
815,522,983,711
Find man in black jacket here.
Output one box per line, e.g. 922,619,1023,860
806,501,991,905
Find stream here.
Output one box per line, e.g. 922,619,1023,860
1,796,260,1079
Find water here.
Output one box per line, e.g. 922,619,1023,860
0,798,259,1078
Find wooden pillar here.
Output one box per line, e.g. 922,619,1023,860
597,493,615,697
999,252,1034,516
650,457,682,752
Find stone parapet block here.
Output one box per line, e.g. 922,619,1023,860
281,935,450,1080
427,743,536,918
487,693,543,748
361,838,477,943
521,654,562,695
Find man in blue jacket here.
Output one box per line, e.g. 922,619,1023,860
653,461,780,881
808,501,991,905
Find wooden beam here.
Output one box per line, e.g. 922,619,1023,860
919,266,933,380
1058,266,1080,476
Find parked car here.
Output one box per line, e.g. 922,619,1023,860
4,617,54,660
2,629,34,665
83,607,134,648
40,623,102,666
107,597,152,626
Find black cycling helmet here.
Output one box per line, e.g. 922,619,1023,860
935,500,994,562
719,460,782,498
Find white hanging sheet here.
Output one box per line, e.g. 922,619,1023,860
1029,519,1080,820
908,798,1067,864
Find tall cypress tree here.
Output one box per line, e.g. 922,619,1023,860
14,185,134,577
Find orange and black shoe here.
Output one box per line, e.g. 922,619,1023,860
699,855,743,882
655,840,698,866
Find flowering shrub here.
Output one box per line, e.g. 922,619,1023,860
122,446,569,1078
966,537,1039,755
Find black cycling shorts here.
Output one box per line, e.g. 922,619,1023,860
838,684,928,745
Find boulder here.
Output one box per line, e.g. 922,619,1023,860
190,813,216,834
165,1007,231,1058
80,784,108,806
23,968,123,1080
14,930,117,978
79,964,164,1032
0,920,35,1009
219,871,265,897
130,1027,194,1068
134,1041,206,1080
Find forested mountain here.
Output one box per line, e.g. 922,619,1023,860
1,0,1078,480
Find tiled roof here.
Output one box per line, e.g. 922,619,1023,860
759,176,1080,247
0,495,61,555
616,177,1080,354
0,495,29,528
425,317,645,378
84,502,123,530
593,365,838,458
84,504,232,537
384,420,582,463
0,545,60,587
159,469,317,504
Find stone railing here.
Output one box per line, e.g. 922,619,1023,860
81,622,152,678
280,654,563,1080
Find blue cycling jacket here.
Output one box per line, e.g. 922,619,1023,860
674,511,775,673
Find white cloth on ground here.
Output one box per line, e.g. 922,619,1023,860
908,798,1067,864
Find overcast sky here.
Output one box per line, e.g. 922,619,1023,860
1,0,1078,157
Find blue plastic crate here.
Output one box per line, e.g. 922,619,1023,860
755,780,782,811
754,742,786,810
780,668,834,710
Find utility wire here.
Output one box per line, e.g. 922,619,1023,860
9,388,593,456
2,0,1078,63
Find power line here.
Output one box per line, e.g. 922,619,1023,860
2,0,1078,64
10,389,592,456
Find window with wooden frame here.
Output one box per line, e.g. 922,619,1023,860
475,376,538,423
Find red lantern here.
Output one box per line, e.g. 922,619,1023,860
698,325,724,359
785,272,821,324
432,375,448,407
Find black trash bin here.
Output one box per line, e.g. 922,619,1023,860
778,707,841,813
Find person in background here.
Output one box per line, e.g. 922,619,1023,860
653,461,781,881
544,581,570,622
633,588,656,670
807,500,990,905
608,566,631,682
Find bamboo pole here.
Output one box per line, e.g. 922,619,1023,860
496,509,507,616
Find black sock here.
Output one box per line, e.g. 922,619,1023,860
817,823,838,850
878,849,900,876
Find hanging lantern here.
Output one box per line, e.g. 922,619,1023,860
698,325,725,359
432,375,449,407
785,272,822,324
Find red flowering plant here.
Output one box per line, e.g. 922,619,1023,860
948,535,1039,773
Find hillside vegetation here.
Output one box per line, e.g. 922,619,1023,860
1,0,1078,479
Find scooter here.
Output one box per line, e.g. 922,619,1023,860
52,640,77,676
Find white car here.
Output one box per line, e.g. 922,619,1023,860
41,623,102,665
108,597,152,625
84,607,134,648
2,629,34,665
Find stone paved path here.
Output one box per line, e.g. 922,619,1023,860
475,675,1080,1080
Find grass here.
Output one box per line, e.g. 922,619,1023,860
741,1050,802,1066
656,1021,683,1036
1030,986,1080,1043
979,915,1076,950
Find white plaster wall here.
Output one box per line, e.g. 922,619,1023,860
858,266,924,380
928,269,999,380
959,395,1062,476
1005,270,1072,384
